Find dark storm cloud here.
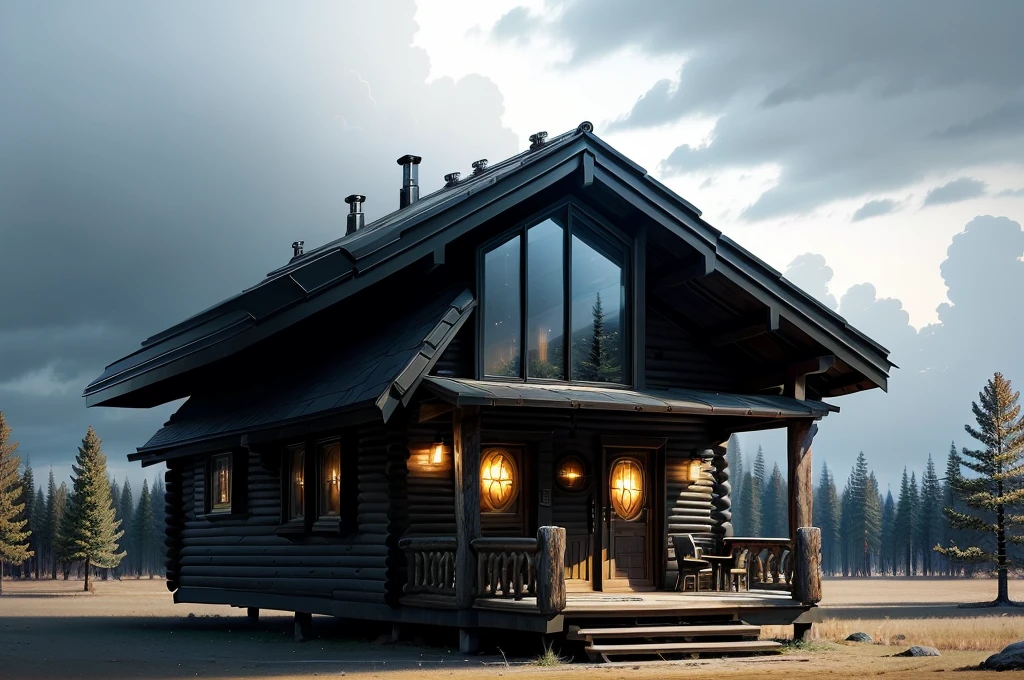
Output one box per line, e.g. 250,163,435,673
923,178,987,206
496,0,1024,219
0,0,517,487
852,198,898,222
765,215,1024,487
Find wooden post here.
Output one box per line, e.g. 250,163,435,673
293,612,312,642
247,607,259,623
453,407,482,609
536,526,567,616
711,444,733,547
793,527,823,605
786,420,816,545
459,628,481,654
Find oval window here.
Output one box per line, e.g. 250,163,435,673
480,448,519,513
609,457,644,520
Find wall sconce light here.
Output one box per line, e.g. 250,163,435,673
684,459,703,482
556,455,587,492
430,440,445,466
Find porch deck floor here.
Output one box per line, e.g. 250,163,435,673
473,589,802,615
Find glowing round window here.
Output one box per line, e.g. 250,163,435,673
609,457,645,520
556,455,586,492
480,448,519,513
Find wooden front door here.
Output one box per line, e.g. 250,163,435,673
603,451,654,590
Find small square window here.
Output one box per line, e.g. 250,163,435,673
210,453,232,513
287,445,305,521
319,442,342,518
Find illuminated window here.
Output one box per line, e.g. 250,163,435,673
480,447,519,513
319,442,341,517
609,457,644,521
287,445,305,521
556,455,586,492
210,453,232,513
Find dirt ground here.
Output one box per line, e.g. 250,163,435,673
0,577,1015,679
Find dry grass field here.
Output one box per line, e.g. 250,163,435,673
0,576,1018,679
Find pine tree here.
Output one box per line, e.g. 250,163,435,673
894,468,915,575
118,479,135,577
908,472,921,573
880,490,896,575
64,427,125,591
19,461,35,578
0,413,32,594
840,453,873,576
32,487,44,579
135,480,154,577
753,447,766,491
43,470,58,579
763,463,788,538
864,473,883,575
815,463,840,575
741,472,761,537
150,476,165,579
917,455,942,575
730,436,744,524
941,442,961,576
52,482,69,579
936,372,1024,605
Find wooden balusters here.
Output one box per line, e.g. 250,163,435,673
399,536,457,595
472,537,537,600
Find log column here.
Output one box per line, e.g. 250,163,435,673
536,526,567,616
711,444,733,545
786,420,817,545
452,407,482,609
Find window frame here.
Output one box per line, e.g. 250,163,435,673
278,443,309,533
205,449,248,518
310,435,358,535
477,199,633,387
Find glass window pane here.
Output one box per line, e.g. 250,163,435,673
288,446,305,520
483,235,521,377
211,454,231,511
320,443,341,517
571,232,626,383
527,218,565,379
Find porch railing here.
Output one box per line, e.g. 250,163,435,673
722,537,794,588
399,536,457,596
400,526,566,614
472,537,537,600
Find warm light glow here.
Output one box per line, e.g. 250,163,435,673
609,457,644,520
556,455,586,491
211,454,231,511
289,446,305,520
320,443,342,517
480,448,518,513
687,459,703,482
430,441,445,465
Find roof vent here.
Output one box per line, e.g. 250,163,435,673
291,241,304,258
345,194,366,235
444,172,460,187
471,159,488,175
529,131,548,149
397,154,422,209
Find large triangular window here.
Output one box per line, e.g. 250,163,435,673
481,204,629,385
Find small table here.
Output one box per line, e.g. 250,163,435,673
702,555,735,592
680,557,710,592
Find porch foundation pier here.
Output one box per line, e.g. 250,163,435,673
293,612,312,642
246,607,259,623
453,406,482,609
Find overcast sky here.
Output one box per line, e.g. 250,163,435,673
2,0,1023,495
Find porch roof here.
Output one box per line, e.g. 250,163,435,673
422,377,837,419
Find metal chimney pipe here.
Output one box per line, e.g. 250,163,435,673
345,194,365,235
291,241,304,258
397,154,422,209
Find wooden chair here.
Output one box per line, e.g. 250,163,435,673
729,549,750,592
673,534,712,593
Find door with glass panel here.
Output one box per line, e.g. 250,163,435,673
603,451,653,589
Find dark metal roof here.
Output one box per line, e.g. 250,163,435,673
129,289,475,464
85,122,892,407
423,377,837,419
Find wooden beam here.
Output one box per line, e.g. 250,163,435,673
708,308,780,347
452,406,481,609
581,151,595,188
745,354,836,394
786,420,816,548
417,400,455,424
653,255,715,294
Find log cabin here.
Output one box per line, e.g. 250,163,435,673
85,123,891,660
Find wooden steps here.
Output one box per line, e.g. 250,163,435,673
567,621,781,662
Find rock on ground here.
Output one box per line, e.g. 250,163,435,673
895,646,940,657
846,632,872,643
982,641,1024,670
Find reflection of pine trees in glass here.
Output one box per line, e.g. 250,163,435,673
574,293,621,383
